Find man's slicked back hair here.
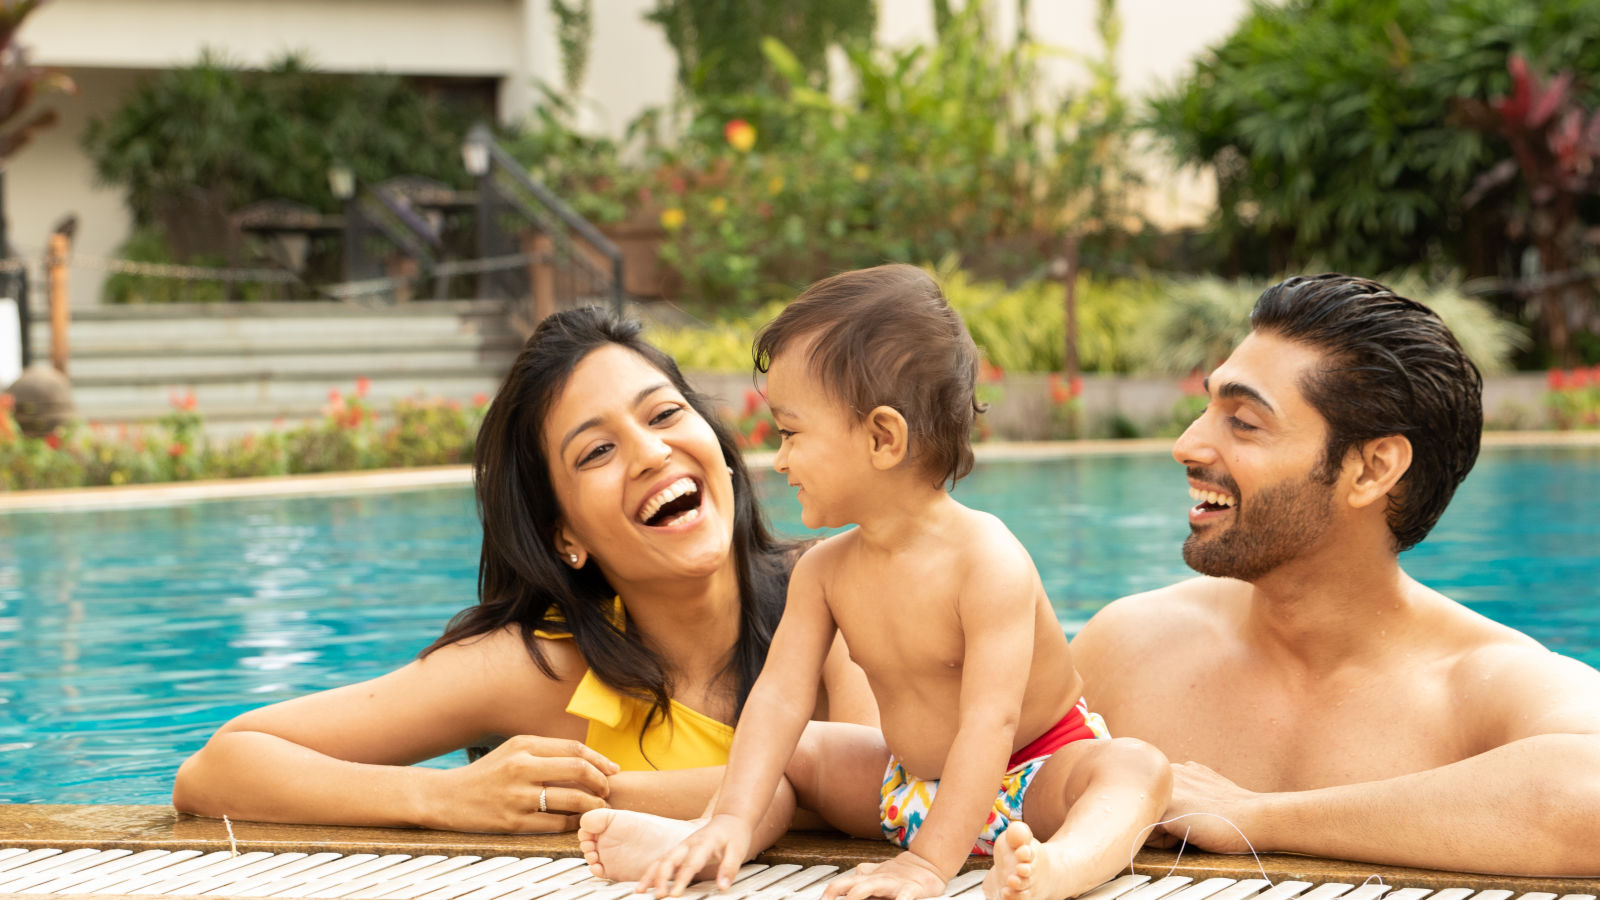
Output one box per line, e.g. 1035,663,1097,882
1251,274,1483,551
754,264,984,488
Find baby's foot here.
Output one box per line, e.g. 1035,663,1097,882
577,809,704,882
983,822,1099,900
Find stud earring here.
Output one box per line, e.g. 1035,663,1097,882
569,553,579,564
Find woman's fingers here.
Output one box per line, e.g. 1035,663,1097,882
538,785,608,815
508,735,620,775
528,754,612,799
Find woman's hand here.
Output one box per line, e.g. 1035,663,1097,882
424,735,621,833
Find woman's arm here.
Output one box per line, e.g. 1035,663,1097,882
173,627,619,832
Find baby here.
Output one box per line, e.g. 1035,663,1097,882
581,265,1171,900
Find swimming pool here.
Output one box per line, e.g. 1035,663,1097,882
3,446,1598,804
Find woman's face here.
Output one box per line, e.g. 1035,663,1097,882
542,344,737,589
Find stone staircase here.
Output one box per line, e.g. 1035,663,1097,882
28,300,523,437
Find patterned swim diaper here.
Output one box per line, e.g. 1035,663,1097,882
879,755,1050,856
878,699,1112,856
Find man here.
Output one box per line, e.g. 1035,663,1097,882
1072,274,1600,876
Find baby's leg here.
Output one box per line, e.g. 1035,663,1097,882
984,737,1171,900
579,772,797,882
784,720,894,839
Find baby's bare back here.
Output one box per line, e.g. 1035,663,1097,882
819,506,1082,779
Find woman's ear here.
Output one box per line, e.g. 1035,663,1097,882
864,405,909,471
1347,434,1412,510
553,524,589,569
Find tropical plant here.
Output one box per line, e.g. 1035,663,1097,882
1460,55,1600,365
1148,0,1600,280
0,0,74,164
645,0,876,102
1545,365,1600,429
652,0,1137,305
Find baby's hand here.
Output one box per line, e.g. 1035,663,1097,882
823,851,947,900
634,813,752,896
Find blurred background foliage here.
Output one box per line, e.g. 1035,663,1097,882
73,0,1600,370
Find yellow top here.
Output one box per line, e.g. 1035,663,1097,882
535,599,734,771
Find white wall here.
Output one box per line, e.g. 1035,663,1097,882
8,67,137,309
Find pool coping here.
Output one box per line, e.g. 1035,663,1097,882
2,804,1597,893
4,432,1597,515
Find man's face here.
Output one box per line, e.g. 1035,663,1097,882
1174,332,1341,581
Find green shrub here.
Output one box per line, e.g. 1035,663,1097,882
1148,0,1600,276
83,53,477,230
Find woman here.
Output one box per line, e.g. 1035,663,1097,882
173,308,876,833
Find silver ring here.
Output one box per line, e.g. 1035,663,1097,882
538,786,547,814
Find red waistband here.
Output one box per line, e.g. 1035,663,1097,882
1008,699,1098,769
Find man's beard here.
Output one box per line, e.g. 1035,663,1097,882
1183,470,1336,582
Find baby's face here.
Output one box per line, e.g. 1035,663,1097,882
764,349,874,530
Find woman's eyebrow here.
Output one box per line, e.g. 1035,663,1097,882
559,382,675,455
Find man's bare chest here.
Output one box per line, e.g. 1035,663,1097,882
1102,664,1470,792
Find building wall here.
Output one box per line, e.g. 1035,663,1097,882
14,0,1251,307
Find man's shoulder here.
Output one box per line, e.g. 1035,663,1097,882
1073,576,1241,661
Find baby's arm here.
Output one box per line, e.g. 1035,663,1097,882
638,546,841,895
910,535,1037,872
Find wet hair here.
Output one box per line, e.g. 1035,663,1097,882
424,307,796,734
754,264,984,488
1250,274,1483,551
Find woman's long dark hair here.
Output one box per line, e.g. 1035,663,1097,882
424,307,795,733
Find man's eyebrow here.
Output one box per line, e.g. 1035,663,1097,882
558,381,673,455
1206,378,1276,414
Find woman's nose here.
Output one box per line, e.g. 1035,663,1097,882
631,431,672,475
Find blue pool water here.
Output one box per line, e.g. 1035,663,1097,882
2,447,1598,804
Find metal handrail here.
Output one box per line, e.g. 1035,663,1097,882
482,137,625,315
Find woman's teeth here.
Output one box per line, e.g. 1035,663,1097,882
1188,487,1236,508
639,477,699,523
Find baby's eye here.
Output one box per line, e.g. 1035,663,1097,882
651,405,685,426
578,442,614,466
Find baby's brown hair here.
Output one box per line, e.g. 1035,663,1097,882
754,264,984,488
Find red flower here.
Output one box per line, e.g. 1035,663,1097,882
168,442,186,458
44,433,61,450
355,376,371,398
749,419,773,444
472,392,489,407
724,119,756,153
1548,369,1568,391
0,393,15,412
1572,368,1591,389
743,388,764,417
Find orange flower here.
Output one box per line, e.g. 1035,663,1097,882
355,376,371,398
1572,368,1591,389
1,393,15,412
724,119,756,153
473,392,490,407
168,442,186,458
44,433,61,450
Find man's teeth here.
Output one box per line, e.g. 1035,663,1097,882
639,476,697,522
1188,487,1236,508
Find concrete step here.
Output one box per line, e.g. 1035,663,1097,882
67,346,520,380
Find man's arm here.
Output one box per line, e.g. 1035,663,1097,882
1168,647,1600,876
